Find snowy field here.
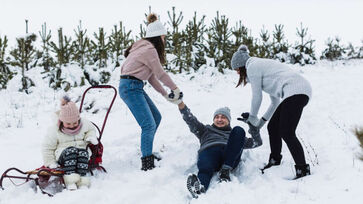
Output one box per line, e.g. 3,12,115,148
1,60,363,204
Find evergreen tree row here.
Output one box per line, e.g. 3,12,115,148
1,8,362,92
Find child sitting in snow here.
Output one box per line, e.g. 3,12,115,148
42,96,98,190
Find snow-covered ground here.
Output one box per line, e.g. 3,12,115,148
1,60,363,204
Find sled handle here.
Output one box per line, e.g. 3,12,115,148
0,167,33,190
79,85,117,140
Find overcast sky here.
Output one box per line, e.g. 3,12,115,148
1,0,362,53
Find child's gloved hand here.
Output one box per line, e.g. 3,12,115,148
49,163,59,169
86,137,99,145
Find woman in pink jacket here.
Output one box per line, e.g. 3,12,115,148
119,13,182,171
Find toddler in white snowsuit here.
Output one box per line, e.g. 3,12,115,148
42,96,98,190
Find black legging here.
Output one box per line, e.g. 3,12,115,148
267,94,309,165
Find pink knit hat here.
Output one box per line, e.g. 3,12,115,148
59,96,80,123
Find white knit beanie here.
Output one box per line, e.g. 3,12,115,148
145,13,167,38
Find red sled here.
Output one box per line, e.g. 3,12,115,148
0,85,117,196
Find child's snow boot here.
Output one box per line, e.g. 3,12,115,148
187,174,205,198
76,176,91,188
294,164,311,179
63,173,80,190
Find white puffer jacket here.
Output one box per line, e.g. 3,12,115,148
42,117,97,167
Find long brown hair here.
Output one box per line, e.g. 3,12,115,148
236,67,248,87
124,36,166,65
124,44,133,58
145,36,166,64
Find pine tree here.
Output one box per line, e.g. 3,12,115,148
50,28,73,67
271,24,289,62
9,33,37,93
72,20,90,70
0,35,14,89
10,34,37,71
257,26,272,58
345,43,358,59
205,31,217,68
138,24,146,40
91,27,109,69
358,41,363,59
0,36,8,63
184,12,206,71
289,23,316,65
88,28,110,85
320,37,346,61
167,7,183,35
166,7,185,73
49,28,73,90
138,6,152,40
207,11,233,72
231,21,257,57
109,21,134,67
38,22,54,72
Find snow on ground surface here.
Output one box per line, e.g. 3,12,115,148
1,60,363,204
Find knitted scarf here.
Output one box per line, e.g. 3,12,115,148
60,121,83,136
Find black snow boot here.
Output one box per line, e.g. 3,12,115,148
187,174,205,198
141,155,155,171
294,164,311,179
218,166,231,182
260,154,282,174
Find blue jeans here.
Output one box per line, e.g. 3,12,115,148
119,79,161,157
197,126,246,190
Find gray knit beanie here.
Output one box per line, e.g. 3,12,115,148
213,107,231,122
231,45,250,70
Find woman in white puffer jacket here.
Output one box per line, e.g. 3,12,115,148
42,96,98,190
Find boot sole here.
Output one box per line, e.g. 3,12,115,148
186,174,201,199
